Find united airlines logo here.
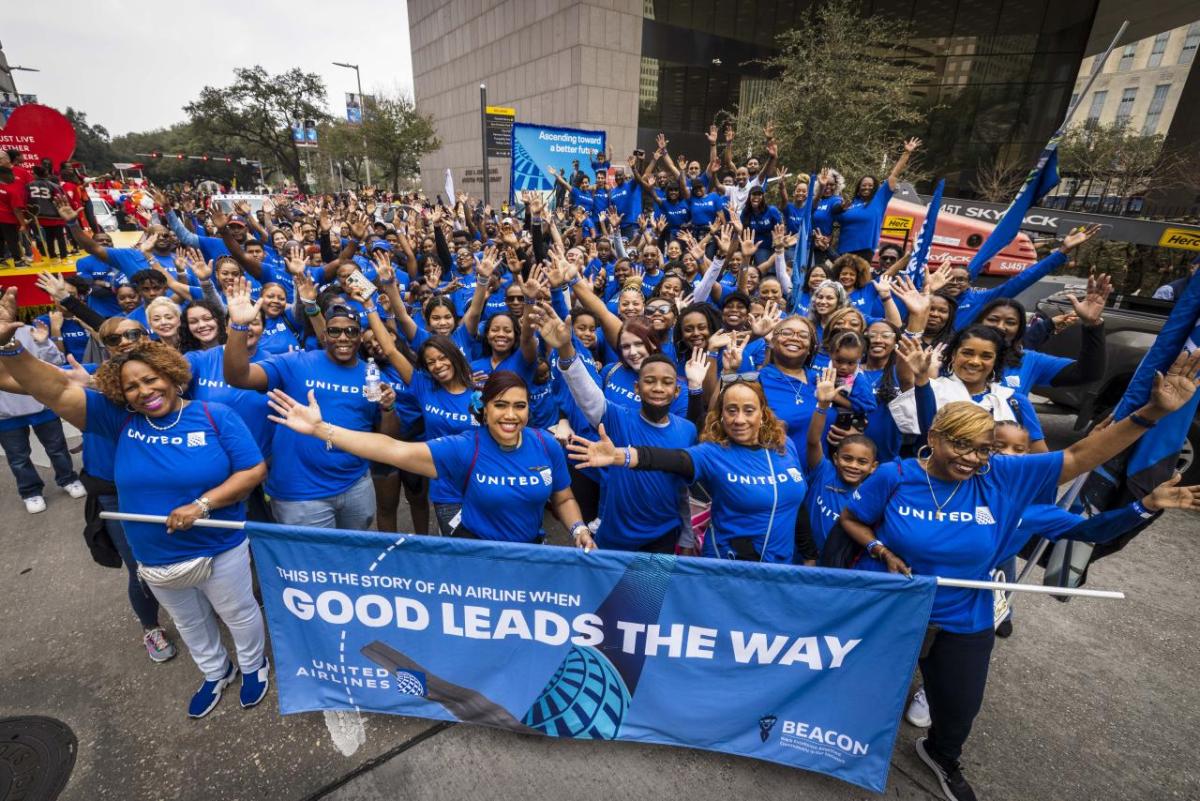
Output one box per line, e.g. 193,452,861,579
394,669,427,697
975,506,995,525
186,431,207,448
758,714,778,743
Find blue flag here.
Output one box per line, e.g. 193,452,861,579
1111,269,1200,496
906,179,944,289
966,147,1060,281
246,522,936,793
789,174,817,311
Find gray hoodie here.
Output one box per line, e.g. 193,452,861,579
0,326,67,421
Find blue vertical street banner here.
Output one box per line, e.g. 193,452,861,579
247,523,936,792
510,122,606,210
965,145,1059,281
907,178,944,289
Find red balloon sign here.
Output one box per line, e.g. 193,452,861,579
0,104,77,169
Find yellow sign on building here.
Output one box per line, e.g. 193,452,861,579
1158,227,1200,251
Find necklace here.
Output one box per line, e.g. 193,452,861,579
921,458,963,513
775,366,808,405
143,401,186,431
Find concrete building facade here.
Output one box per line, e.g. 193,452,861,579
408,0,642,202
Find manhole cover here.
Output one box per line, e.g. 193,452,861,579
0,717,76,801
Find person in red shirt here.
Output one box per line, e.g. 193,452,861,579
58,166,87,253
0,150,30,267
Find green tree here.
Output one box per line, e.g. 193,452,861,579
61,108,116,173
732,0,928,182
1058,121,1199,213
184,66,327,191
363,94,440,192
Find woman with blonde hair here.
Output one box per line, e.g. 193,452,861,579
145,296,182,349
838,349,1200,801
568,377,809,563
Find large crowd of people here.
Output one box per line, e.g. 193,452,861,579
2,127,1199,801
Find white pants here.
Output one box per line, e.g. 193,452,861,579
149,539,265,681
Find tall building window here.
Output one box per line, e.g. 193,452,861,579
1118,44,1136,71
1087,90,1108,127
1148,31,1170,67
1143,84,1170,134
1182,23,1200,64
1115,88,1137,126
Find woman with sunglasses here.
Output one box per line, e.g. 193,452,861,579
225,291,400,530
568,377,808,564
839,350,1200,801
267,370,593,549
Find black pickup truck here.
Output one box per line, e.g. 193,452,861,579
1033,290,1199,483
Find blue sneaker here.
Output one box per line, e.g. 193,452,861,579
188,661,237,719
240,658,270,709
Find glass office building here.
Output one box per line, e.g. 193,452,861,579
637,0,1099,194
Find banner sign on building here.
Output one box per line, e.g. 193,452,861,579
247,523,936,792
485,106,515,159
510,122,606,208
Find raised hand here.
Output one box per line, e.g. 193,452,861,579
707,330,733,352
1059,223,1103,253
872,275,894,302
903,137,922,153
723,331,749,370
373,251,396,285
749,300,779,338
209,204,229,230
30,319,49,343
532,302,570,349
1148,349,1200,416
192,258,214,283
1141,474,1200,512
226,277,263,326
566,423,622,469
739,228,757,258
1068,272,1113,327
54,195,78,222
35,271,70,302
685,346,710,390
925,256,953,293
896,336,933,380
266,389,325,437
0,287,23,345
705,125,718,146
811,365,837,404
892,275,928,316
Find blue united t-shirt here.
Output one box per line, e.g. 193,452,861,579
427,428,570,542
836,184,894,254
258,350,380,500
406,371,478,504
1001,349,1072,395
185,346,274,459
83,392,262,565
597,404,697,550
803,460,860,553
846,452,1063,633
35,315,89,362
689,439,807,564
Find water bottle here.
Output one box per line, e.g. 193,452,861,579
364,358,382,402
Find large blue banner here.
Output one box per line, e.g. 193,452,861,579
247,523,936,792
510,122,606,208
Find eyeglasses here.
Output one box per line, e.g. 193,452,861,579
720,371,759,385
102,329,146,347
866,332,897,341
646,304,672,315
941,435,997,459
946,276,970,286
326,326,362,339
774,328,809,341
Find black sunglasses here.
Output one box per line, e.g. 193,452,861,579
326,326,362,339
102,329,146,347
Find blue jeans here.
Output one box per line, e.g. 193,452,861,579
97,492,161,629
270,473,376,531
0,418,79,498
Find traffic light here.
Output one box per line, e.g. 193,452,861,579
150,151,161,159
224,157,232,164
202,154,210,162
176,154,185,160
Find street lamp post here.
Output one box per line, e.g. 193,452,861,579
0,64,39,106
332,61,371,186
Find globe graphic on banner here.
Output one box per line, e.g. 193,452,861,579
520,645,631,739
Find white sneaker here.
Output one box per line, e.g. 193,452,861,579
906,686,932,728
63,480,87,499
23,495,47,514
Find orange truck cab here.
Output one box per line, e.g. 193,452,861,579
878,197,1038,276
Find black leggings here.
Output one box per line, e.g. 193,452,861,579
919,627,995,769
41,225,68,259
0,222,23,262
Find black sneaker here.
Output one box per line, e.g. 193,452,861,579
916,737,977,801
995,619,1013,638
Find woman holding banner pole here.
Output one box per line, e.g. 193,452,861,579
838,349,1200,801
266,370,595,550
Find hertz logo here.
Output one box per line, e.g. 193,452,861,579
1158,228,1200,251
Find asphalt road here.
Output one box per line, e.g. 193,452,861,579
1,410,1197,801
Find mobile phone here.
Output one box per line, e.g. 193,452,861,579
835,411,866,431
345,269,377,300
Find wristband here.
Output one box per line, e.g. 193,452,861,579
51,336,64,342
0,341,24,356
1132,500,1154,519
622,447,633,468
304,305,320,317
866,539,884,558
570,521,589,540
903,329,922,339
363,304,379,315
688,386,702,395
380,278,395,286
567,275,581,288
193,496,212,519
556,355,575,372
230,322,250,332
1129,413,1157,429
814,405,830,414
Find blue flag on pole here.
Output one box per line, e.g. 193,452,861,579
247,522,936,793
789,174,817,311
965,147,1060,282
1110,270,1200,496
906,179,944,289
